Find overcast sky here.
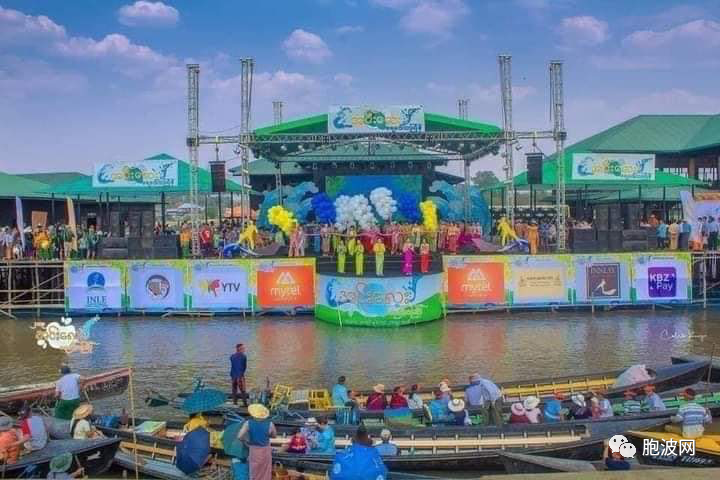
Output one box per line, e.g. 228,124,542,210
1,0,719,179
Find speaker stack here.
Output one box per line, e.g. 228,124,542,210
625,203,642,230
571,228,598,253
153,235,179,259
526,152,543,185
98,237,128,259
622,229,649,251
210,161,227,193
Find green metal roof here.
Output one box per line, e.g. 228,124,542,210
46,153,245,196
16,172,89,186
283,140,455,162
234,159,311,176
0,171,54,198
254,112,501,136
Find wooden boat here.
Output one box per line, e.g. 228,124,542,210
0,438,120,478
96,415,667,472
497,451,668,474
177,361,710,418
0,367,131,415
625,423,720,468
671,355,720,382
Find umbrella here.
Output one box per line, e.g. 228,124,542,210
222,420,248,460
181,388,227,414
176,427,210,475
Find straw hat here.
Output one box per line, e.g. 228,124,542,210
248,404,269,420
49,453,73,473
72,403,93,420
0,416,12,432
373,384,385,394
439,382,451,393
510,403,525,416
571,394,586,408
523,396,540,410
304,417,318,427
448,399,465,413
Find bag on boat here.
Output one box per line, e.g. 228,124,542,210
231,458,249,480
330,444,388,480
613,365,652,389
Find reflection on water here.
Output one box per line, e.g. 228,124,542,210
0,310,717,416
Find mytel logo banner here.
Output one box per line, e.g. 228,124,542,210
447,262,504,305
258,264,314,308
191,263,248,310
67,265,122,311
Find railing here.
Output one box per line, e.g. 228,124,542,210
0,261,65,318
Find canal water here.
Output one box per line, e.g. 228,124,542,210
1,310,717,417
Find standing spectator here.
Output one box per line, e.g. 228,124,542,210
62,225,75,259
700,216,709,250
77,228,87,260
680,220,691,250
54,366,82,420
708,216,719,250
86,225,98,259
668,220,680,250
230,344,248,407
656,219,668,249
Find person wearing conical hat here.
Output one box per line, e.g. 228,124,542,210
366,384,387,411
448,399,471,426
523,396,542,424
238,404,276,480
70,404,102,440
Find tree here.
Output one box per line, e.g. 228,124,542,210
472,170,500,187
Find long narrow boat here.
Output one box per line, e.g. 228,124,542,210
671,355,720,382
175,361,709,418
624,423,720,468
0,438,120,478
497,451,667,474
0,367,131,415
96,415,667,472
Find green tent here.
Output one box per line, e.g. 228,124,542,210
0,171,56,198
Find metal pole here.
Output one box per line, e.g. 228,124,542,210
186,64,201,256
499,55,515,224
230,191,234,220
51,193,56,225
218,192,222,224
463,160,471,223
550,60,567,251
204,194,208,223
161,192,166,232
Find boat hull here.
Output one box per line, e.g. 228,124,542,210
0,438,119,478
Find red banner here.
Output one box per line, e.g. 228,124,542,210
447,262,505,304
257,265,315,308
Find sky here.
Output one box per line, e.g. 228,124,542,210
1,0,719,179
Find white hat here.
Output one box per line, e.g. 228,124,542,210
571,394,586,408
448,398,465,413
523,396,540,410
373,384,385,394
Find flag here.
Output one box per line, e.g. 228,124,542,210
15,196,25,250
67,197,78,251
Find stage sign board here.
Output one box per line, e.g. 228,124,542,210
573,255,632,304
446,262,505,305
190,261,249,311
257,261,315,308
571,153,655,181
93,159,179,188
328,105,425,134
127,262,186,311
315,273,443,326
633,254,691,302
66,262,124,311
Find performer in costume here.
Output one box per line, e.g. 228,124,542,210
526,220,539,254
420,239,431,273
239,221,259,250
411,224,422,248
321,225,331,256
391,224,401,255
497,217,518,246
402,241,414,276
336,240,347,274
297,225,306,257
354,241,365,276
373,237,385,276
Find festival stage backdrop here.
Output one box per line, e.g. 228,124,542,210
127,261,186,311
325,175,422,204
315,273,444,327
256,259,315,309
66,262,126,312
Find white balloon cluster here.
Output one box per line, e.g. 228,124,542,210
369,187,397,221
334,194,377,231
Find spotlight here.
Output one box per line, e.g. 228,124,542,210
458,143,465,149
332,162,338,169
280,145,287,152
515,143,523,151
427,161,432,170
312,163,318,170
298,144,305,152
434,143,441,149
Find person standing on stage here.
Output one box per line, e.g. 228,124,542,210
230,344,248,407
321,224,331,256
402,241,414,276
336,240,347,274
419,239,430,273
526,220,539,254
373,237,385,276
354,241,365,276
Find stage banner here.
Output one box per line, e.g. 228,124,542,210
680,190,720,247
189,261,249,311
573,254,633,304
571,153,655,181
257,259,315,308
92,159,179,188
633,253,691,302
66,261,126,312
328,105,425,134
315,274,443,327
508,256,571,305
444,256,508,306
127,261,186,311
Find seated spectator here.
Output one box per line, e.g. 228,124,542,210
406,384,423,410
389,386,408,409
509,402,530,424
366,385,387,411
374,429,399,456
523,396,542,424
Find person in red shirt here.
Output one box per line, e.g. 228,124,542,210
200,224,212,257
509,402,530,424
284,429,309,454
419,240,431,273
389,386,408,409
366,384,388,411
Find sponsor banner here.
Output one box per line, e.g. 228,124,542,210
328,105,425,134
574,255,632,303
446,260,505,305
190,261,249,310
92,159,179,188
257,262,315,308
128,262,185,310
634,254,691,302
315,274,443,326
571,153,655,181
67,262,124,311
510,256,569,304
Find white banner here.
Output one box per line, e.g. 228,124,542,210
680,191,720,246
571,153,655,181
67,264,123,311
328,105,425,133
93,159,179,188
128,263,185,310
191,263,249,310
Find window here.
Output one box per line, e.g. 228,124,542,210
662,167,688,177
698,167,718,182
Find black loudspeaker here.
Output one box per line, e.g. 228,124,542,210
573,228,596,242
526,152,543,185
625,203,642,230
154,235,179,249
595,206,609,231
152,247,178,259
608,231,623,251
210,161,226,193
608,205,622,231
596,230,610,252
99,248,128,259
622,229,648,241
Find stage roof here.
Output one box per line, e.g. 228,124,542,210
0,171,53,199
16,172,89,186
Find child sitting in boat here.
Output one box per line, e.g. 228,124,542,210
283,428,309,454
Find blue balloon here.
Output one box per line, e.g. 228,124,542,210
311,193,337,223
397,193,421,223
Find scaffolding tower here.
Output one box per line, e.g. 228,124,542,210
498,55,515,225
458,98,469,120
238,58,254,227
186,64,200,256
550,60,567,251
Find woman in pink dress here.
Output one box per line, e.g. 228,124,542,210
402,241,414,275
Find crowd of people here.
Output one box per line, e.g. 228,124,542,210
0,223,101,261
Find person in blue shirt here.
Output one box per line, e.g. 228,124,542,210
656,220,668,249
642,384,666,412
374,429,399,456
680,220,692,250
332,376,352,407
311,416,336,454
543,392,566,422
230,343,248,406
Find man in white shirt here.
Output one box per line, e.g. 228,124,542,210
54,366,82,420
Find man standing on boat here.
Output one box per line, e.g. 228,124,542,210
464,374,503,426
230,344,248,407
54,366,82,420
